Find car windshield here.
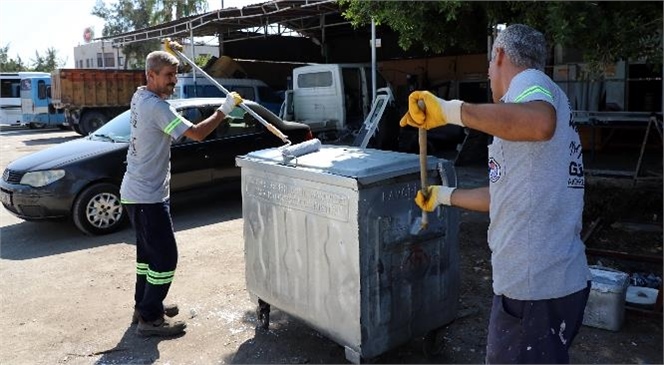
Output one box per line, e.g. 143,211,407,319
90,110,131,143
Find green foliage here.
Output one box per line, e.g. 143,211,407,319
340,1,488,54
1,44,64,72
92,0,208,69
31,47,65,72
0,44,28,72
194,53,212,68
339,1,663,72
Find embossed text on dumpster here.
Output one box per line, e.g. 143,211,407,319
246,175,349,221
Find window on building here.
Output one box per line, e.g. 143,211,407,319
97,53,103,67
86,59,90,68
104,52,114,67
118,57,124,67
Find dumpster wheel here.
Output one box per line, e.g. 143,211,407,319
256,299,271,330
422,328,445,357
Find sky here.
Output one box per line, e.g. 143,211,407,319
0,0,264,68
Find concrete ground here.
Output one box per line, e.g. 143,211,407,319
0,126,661,364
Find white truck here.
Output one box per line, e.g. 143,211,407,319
279,63,398,147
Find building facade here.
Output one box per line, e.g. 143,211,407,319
73,42,220,69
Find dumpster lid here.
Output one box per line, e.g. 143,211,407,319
238,145,440,185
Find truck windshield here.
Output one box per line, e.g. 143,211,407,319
183,85,225,98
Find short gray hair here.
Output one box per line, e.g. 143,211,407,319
492,24,547,71
145,51,179,76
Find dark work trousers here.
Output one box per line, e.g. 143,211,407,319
485,282,591,364
124,201,178,322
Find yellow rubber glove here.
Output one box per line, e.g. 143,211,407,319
414,185,456,212
163,38,183,56
399,90,464,130
218,91,243,115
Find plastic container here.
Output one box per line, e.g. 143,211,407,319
582,266,630,331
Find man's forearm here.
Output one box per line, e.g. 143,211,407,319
450,186,490,212
185,111,225,141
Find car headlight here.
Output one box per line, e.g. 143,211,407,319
20,170,66,187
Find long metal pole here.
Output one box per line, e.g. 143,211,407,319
371,18,377,104
190,26,196,90
170,47,290,144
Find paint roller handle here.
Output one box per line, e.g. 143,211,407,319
418,100,428,229
162,38,291,145
265,123,290,144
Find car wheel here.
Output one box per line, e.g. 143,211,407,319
80,111,108,135
72,182,126,236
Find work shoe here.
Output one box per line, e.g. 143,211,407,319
136,317,187,337
131,303,179,324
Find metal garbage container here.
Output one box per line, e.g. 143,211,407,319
236,145,459,363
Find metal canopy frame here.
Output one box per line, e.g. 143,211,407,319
97,0,347,48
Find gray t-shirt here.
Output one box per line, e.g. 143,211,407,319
487,69,591,300
120,87,193,204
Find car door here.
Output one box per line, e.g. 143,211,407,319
170,106,214,191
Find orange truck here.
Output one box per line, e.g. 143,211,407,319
51,69,146,136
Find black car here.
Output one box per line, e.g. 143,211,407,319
0,98,313,236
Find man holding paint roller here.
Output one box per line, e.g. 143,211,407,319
400,24,591,364
120,48,242,337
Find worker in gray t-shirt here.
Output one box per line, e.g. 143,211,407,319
120,50,242,337
400,24,591,364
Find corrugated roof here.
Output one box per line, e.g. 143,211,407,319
98,0,346,47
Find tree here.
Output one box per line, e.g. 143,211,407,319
31,47,65,72
339,1,663,75
92,0,208,69
0,44,28,72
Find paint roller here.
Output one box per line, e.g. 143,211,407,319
162,38,292,147
281,138,322,161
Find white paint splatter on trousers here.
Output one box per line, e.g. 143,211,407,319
558,320,568,345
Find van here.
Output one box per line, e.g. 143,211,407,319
280,63,398,146
170,74,284,115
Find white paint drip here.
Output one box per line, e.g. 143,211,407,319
558,321,568,345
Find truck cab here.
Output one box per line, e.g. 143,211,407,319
20,76,65,129
279,63,396,142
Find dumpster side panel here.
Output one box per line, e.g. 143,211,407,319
242,168,362,349
357,162,460,359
